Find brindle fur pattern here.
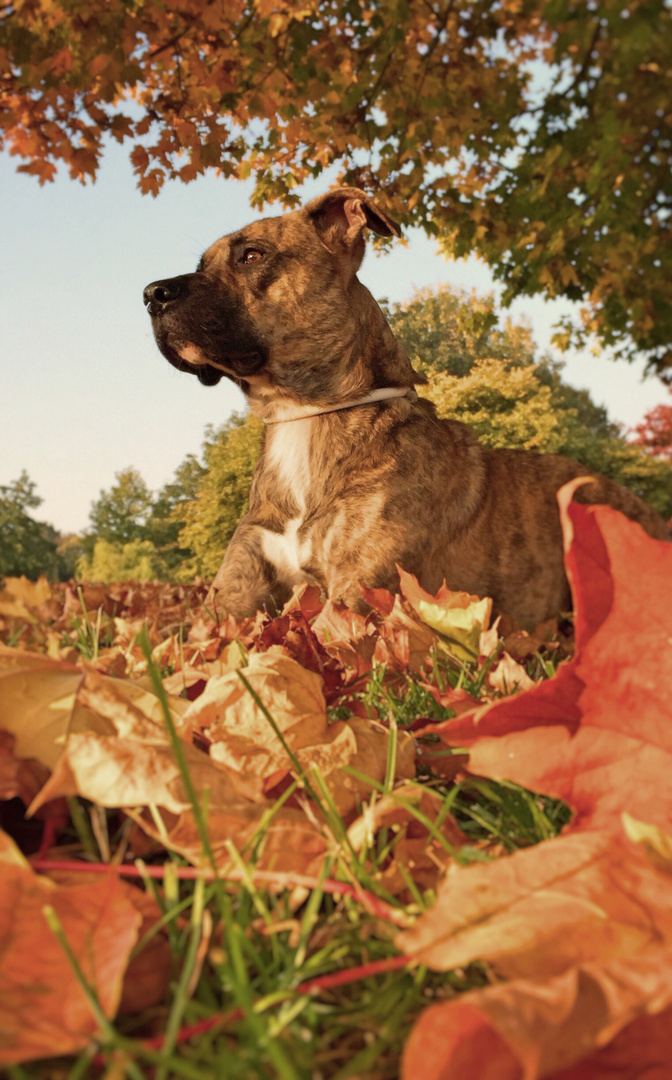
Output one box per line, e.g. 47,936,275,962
145,188,668,629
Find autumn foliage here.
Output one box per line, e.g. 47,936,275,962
2,1,671,373
1,480,671,1076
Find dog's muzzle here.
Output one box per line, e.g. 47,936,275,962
144,274,267,385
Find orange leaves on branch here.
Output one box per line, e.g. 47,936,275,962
4,2,671,367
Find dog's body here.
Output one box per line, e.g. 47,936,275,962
145,188,668,629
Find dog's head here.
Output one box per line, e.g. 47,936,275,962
143,187,404,399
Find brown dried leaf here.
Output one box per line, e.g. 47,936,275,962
186,648,415,816
400,829,672,1079
348,782,466,897
0,830,146,1066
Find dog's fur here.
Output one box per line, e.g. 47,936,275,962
144,188,668,629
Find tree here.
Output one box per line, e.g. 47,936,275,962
393,285,671,517
77,538,163,583
144,454,207,573
630,398,672,460
0,472,59,580
176,414,264,580
2,1,671,375
80,459,207,581
87,468,154,548
384,288,537,378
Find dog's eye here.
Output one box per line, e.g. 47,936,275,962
242,249,264,264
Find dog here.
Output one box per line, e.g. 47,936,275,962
144,187,668,629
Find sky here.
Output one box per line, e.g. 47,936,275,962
1,141,668,537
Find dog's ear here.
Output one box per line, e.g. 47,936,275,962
305,187,401,258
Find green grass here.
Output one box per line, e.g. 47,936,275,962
10,633,570,1080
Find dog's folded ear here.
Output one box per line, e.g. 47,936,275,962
305,187,401,256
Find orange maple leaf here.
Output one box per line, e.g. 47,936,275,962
398,829,672,1079
424,480,672,832
0,832,163,1066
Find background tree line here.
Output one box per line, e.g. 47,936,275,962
3,286,671,584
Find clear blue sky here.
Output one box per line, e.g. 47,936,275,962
1,142,667,536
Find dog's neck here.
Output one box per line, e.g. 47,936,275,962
263,386,418,423
241,278,425,423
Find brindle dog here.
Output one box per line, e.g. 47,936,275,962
144,187,668,629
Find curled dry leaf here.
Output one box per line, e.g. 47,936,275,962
0,646,93,770
132,804,328,878
29,667,261,817
401,957,672,1080
397,829,672,979
0,647,190,770
348,782,467,898
19,664,326,874
185,648,415,816
373,593,440,672
422,484,672,833
42,864,172,1016
399,829,672,1079
0,731,49,806
487,652,537,696
0,575,52,621
397,566,492,662
311,599,377,676
0,828,157,1067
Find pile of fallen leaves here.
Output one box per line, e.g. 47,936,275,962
1,479,671,1079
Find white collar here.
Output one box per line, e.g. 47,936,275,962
263,386,418,424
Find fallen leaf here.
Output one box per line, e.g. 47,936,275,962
132,804,328,877
0,829,145,1066
374,593,439,672
397,566,492,661
348,782,466,897
0,648,190,770
0,575,51,620
186,648,415,816
399,829,672,1079
397,829,672,979
487,652,537,695
401,958,672,1080
422,484,672,832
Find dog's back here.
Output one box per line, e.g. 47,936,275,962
446,444,668,627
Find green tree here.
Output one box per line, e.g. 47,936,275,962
144,454,207,574
176,414,264,580
77,538,163,583
0,472,59,580
81,460,208,582
386,288,537,378
88,468,154,547
3,1,671,374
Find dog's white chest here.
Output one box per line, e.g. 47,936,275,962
260,416,314,584
261,517,313,584
265,416,312,513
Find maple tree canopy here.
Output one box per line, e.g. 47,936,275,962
1,1,671,374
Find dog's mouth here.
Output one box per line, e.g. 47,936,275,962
169,342,266,385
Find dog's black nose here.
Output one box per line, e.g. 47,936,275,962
143,277,184,313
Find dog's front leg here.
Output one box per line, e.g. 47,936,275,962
205,520,280,620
